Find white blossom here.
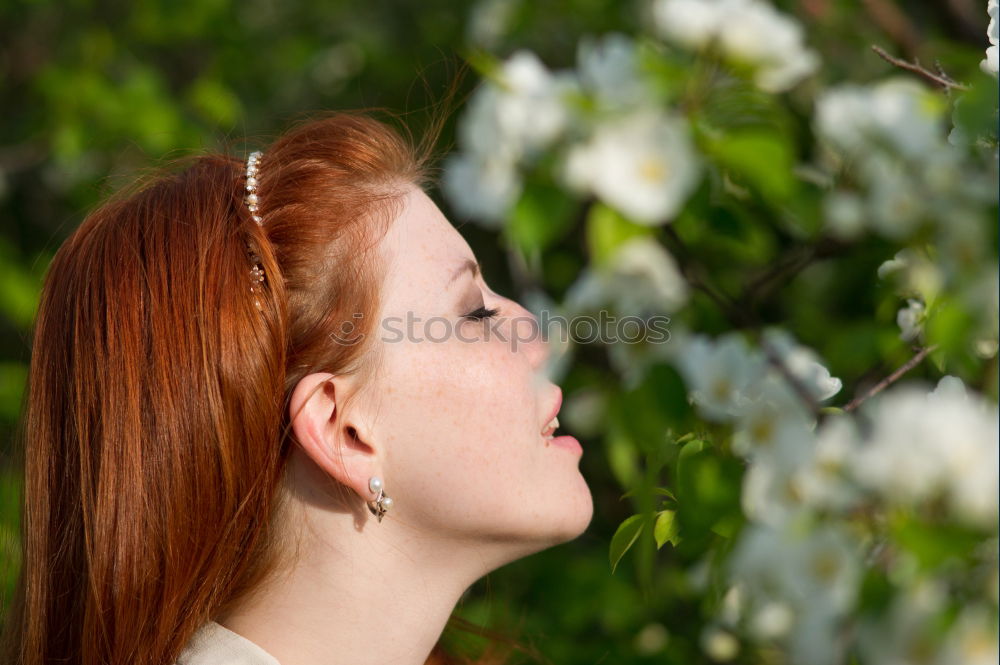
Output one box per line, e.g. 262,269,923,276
818,83,984,240
784,605,843,665
731,396,813,461
576,33,651,110
739,412,862,526
877,248,944,304
852,376,1000,527
729,523,862,620
816,78,945,162
863,153,924,239
939,606,1000,665
759,328,842,404
673,332,766,421
740,435,813,525
713,0,819,93
652,0,723,50
726,523,864,665
896,298,925,342
563,109,701,224
982,0,998,76
443,50,578,224
794,415,862,513
749,600,794,640
856,580,949,665
441,152,521,226
652,0,819,92
877,247,917,279
466,0,519,50
458,50,575,162
563,235,688,316
700,625,739,661
822,190,866,239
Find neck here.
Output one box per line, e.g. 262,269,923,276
217,456,501,665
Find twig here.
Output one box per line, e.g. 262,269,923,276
843,344,939,412
871,45,970,91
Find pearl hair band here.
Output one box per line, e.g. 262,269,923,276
243,151,266,310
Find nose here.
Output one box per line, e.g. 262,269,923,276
507,299,551,371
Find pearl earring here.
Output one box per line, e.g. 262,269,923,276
366,476,393,523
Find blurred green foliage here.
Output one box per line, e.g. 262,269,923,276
0,1,995,663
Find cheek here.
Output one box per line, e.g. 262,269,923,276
376,326,539,525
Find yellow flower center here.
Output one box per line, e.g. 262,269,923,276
638,157,669,183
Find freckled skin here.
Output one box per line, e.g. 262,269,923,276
366,184,593,555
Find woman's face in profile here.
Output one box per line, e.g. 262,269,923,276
366,184,593,552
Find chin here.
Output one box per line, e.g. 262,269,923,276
463,475,594,567
525,477,595,551
555,478,595,542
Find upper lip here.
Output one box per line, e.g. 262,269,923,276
542,387,563,432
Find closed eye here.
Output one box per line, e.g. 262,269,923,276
464,305,500,321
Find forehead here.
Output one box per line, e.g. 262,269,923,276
377,185,474,304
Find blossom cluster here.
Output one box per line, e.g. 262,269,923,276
670,328,998,664
651,0,819,92
451,0,999,662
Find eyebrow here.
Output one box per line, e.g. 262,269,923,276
447,258,481,288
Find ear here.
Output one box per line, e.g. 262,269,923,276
288,372,380,501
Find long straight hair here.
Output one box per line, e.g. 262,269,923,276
0,111,486,665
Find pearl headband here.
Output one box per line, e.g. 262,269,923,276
244,150,264,225
244,150,266,309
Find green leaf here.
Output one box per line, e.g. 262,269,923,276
675,438,707,478
585,202,654,267
951,70,999,145
609,514,645,573
710,513,741,539
506,179,577,254
858,568,894,614
460,48,502,84
890,516,984,570
674,441,744,546
925,298,978,375
654,486,677,502
654,510,680,549
606,425,639,489
704,130,795,201
620,486,678,503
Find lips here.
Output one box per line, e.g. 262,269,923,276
542,415,560,438
539,387,581,455
541,388,563,435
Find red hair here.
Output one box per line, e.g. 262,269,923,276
0,112,518,665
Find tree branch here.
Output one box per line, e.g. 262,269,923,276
843,344,939,412
871,45,969,91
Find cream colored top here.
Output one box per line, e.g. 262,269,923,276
175,621,281,665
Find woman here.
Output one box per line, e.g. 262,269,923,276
2,112,594,665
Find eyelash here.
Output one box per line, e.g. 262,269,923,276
464,305,500,321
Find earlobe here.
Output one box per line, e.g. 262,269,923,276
288,372,378,499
